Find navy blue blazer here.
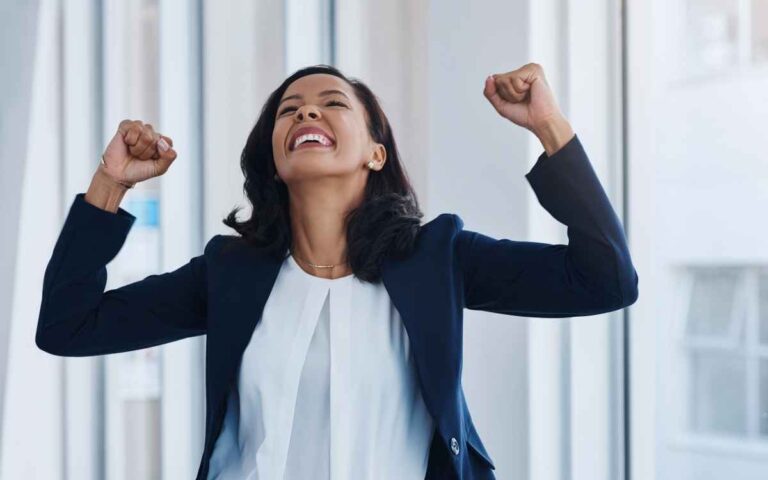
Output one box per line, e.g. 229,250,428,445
36,134,638,480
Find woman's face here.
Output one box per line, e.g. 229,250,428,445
272,73,384,184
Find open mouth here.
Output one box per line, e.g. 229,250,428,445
292,139,334,151
288,128,336,152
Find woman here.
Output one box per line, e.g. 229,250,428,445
36,63,639,480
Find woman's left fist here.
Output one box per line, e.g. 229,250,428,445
483,63,563,133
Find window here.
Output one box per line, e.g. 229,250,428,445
683,0,768,78
753,0,768,62
680,266,768,440
684,0,740,75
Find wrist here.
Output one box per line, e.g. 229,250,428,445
96,164,135,189
85,167,131,213
533,115,574,157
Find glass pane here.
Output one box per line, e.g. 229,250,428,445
685,0,740,75
761,359,768,437
752,0,768,64
689,351,747,435
685,268,740,338
759,272,768,346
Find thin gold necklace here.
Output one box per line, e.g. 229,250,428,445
291,250,349,269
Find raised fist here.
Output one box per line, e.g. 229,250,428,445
483,63,563,133
100,119,178,187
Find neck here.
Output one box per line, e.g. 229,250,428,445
287,179,361,279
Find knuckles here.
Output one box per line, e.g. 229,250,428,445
118,119,173,159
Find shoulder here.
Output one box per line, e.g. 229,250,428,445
420,212,464,232
202,234,246,258
416,213,470,252
202,234,286,267
421,213,478,268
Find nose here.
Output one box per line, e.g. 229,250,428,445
295,104,320,121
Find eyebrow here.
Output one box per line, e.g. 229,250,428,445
278,89,350,107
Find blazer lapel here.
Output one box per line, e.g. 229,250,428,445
204,241,285,453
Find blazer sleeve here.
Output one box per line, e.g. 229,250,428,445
455,134,639,318
36,193,216,357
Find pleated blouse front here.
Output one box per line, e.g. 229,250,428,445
207,253,435,480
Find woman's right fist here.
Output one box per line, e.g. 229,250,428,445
100,119,178,187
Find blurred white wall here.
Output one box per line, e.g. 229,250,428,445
202,0,286,238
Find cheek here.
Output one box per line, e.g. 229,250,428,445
338,120,366,150
272,127,286,154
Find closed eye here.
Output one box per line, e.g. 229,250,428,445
278,100,347,116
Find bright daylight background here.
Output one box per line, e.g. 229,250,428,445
1,0,766,479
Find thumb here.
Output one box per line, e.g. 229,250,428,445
483,74,498,97
153,145,177,175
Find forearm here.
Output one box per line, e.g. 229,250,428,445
525,134,638,305
85,166,130,213
533,115,575,157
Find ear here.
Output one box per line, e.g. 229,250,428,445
369,143,387,170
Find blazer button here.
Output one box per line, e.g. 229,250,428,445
450,437,460,455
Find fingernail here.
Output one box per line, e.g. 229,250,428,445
158,138,169,152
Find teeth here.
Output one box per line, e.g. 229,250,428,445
293,133,333,150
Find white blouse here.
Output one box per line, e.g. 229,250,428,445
207,253,435,480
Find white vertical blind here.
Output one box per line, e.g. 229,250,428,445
62,0,102,478
2,0,63,478
158,0,206,477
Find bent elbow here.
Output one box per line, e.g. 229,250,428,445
35,324,71,357
36,329,61,356
615,268,639,310
593,267,639,314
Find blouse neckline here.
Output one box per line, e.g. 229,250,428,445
288,254,355,282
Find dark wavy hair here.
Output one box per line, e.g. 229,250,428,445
222,64,424,283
